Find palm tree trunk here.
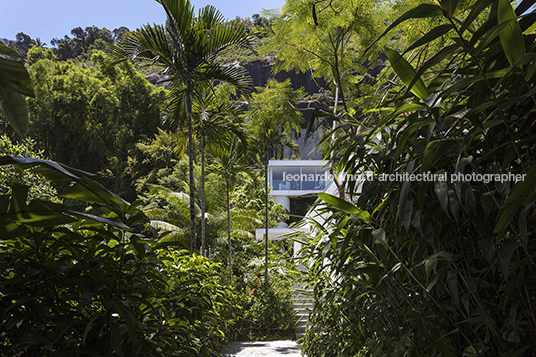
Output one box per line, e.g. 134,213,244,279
226,172,232,282
186,92,196,253
264,150,269,283
200,133,206,257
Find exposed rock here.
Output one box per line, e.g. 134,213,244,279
244,61,327,95
145,72,171,88
144,56,386,95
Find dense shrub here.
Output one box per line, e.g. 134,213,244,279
228,273,296,341
0,157,232,356
0,135,57,201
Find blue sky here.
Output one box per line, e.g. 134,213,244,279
0,0,286,44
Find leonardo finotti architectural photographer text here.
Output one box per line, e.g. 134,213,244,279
283,171,526,184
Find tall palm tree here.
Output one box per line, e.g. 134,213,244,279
209,135,255,280
192,83,245,256
110,0,254,253
246,79,304,282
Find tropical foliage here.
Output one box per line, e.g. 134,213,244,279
227,240,297,341
299,0,536,356
0,135,57,201
110,0,255,254
11,0,536,354
246,78,304,281
27,50,166,200
0,156,235,356
0,41,34,137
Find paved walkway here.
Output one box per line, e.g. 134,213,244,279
220,341,303,356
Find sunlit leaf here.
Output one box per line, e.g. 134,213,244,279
384,47,429,99
497,0,525,66
317,193,371,222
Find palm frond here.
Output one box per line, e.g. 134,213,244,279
150,219,184,233
230,229,255,239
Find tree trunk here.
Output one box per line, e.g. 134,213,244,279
330,85,345,199
200,133,206,257
186,92,196,253
227,173,232,282
264,151,269,283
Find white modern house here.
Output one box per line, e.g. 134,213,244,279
255,159,331,241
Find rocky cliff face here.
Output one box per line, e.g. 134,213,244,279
145,72,171,88
144,60,329,94
244,61,328,95
144,56,385,94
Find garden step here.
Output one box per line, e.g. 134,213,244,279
220,341,304,356
291,285,314,341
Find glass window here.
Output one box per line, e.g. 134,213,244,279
315,168,328,190
286,167,301,190
301,166,317,190
271,166,286,190
270,164,330,191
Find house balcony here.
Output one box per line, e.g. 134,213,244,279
255,160,331,241
268,160,329,212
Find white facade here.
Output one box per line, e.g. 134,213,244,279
269,160,329,211
255,160,330,240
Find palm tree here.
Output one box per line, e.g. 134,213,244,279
192,83,245,256
110,0,254,253
34,38,47,49
246,78,304,282
209,135,255,280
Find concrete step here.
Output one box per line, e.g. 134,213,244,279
291,284,315,341
296,321,307,329
295,311,310,317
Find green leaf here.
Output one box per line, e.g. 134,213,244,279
0,41,22,57
0,45,33,137
402,200,413,231
422,139,455,172
424,251,453,282
478,239,496,265
500,240,520,276
495,164,536,233
316,193,371,223
460,0,495,34
404,24,454,54
447,271,459,303
392,103,428,117
82,315,99,347
0,156,131,222
61,180,129,215
0,88,29,137
0,156,95,184
0,56,34,97
525,60,536,80
384,47,429,99
425,254,438,282
497,0,525,66
441,0,459,18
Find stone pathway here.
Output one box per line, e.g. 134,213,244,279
220,341,303,356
